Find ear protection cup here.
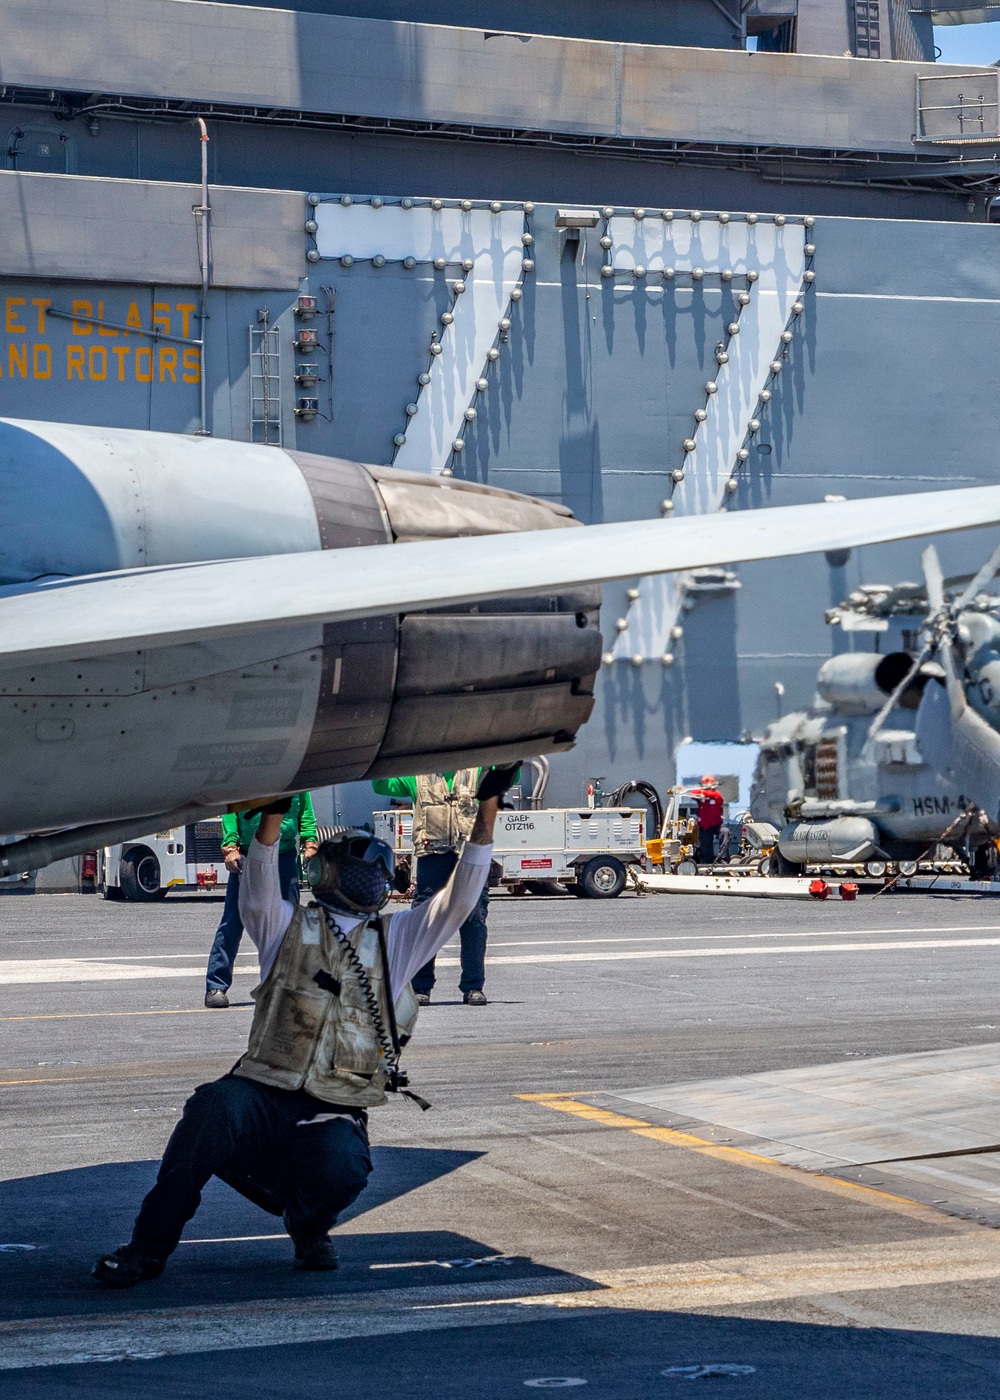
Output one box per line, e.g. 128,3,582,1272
306,830,395,914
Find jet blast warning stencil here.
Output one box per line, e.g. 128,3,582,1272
227,690,303,729
172,740,288,771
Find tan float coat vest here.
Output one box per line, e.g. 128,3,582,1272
411,770,480,856
234,904,418,1108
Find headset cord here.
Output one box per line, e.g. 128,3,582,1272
328,919,431,1110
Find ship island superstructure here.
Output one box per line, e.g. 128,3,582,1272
2,0,1000,806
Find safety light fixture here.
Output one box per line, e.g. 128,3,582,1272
555,210,599,229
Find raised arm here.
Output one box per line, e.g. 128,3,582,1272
237,806,296,980
467,795,501,849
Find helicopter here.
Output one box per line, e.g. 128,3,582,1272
3,415,1000,878
751,542,1000,878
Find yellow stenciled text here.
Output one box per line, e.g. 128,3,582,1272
0,297,201,382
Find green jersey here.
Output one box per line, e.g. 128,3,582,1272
220,792,318,854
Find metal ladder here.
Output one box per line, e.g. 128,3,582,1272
249,312,282,445
853,0,881,59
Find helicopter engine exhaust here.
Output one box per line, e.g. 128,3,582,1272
816,651,929,715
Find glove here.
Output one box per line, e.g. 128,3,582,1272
476,763,521,801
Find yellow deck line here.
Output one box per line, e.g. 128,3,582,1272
518,1093,975,1229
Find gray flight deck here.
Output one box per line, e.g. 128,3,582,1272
6,888,1000,1392
621,1041,1000,1222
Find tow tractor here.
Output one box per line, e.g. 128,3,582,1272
100,819,230,901
638,784,991,890
373,804,646,898
644,785,780,876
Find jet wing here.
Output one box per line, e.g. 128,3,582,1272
2,484,1000,669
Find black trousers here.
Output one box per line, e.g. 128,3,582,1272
130,1075,373,1261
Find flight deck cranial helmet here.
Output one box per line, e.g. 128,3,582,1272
306,828,395,915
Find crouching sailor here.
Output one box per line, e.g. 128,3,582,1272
93,767,514,1287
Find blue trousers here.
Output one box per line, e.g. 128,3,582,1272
130,1075,372,1260
205,847,299,993
411,850,489,995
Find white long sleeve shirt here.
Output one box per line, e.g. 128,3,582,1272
238,837,493,991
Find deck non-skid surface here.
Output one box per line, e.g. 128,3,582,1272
620,1042,1000,1219
7,890,1000,1394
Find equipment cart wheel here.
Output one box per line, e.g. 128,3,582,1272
118,847,168,902
770,848,804,877
578,855,627,899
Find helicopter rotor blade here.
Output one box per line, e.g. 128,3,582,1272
922,544,945,616
940,633,965,711
955,539,1000,613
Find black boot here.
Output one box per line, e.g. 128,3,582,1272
293,1236,339,1272
92,1244,165,1288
